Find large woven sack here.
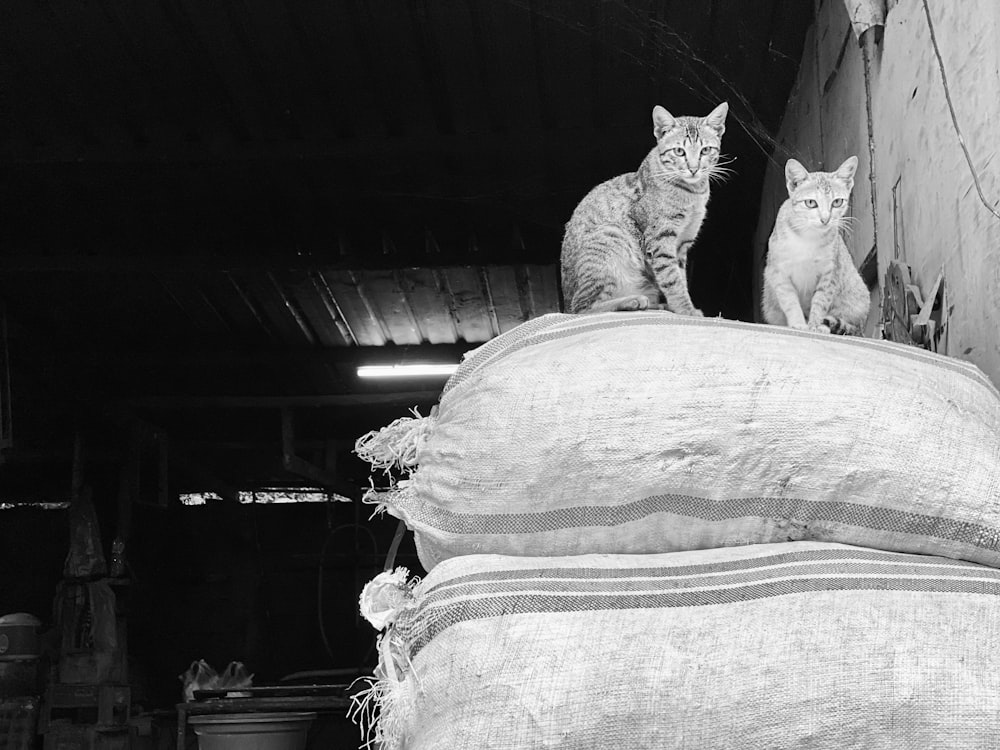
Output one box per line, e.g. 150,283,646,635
352,542,1000,750
357,312,1000,570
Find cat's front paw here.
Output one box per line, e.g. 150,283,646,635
808,321,831,334
614,294,651,312
822,316,858,335
685,308,704,317
790,323,810,331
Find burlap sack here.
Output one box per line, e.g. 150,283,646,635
353,542,1000,749
357,312,1000,569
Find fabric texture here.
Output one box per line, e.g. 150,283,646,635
358,311,1000,570
354,542,1000,750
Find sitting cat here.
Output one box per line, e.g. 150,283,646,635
761,156,870,335
560,102,729,314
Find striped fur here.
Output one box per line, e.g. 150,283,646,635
560,102,728,314
762,156,870,334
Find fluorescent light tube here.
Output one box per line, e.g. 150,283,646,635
357,363,458,378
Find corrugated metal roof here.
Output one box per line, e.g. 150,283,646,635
0,264,559,354
0,0,814,496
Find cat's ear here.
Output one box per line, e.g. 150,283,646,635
652,105,675,139
785,159,810,194
834,155,859,184
704,102,728,134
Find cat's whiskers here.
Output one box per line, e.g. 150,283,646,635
706,164,736,184
660,167,688,179
704,154,736,181
652,165,704,186
831,215,857,237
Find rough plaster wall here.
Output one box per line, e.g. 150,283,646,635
874,0,1000,379
753,0,1000,386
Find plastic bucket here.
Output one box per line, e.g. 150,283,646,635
188,712,316,750
0,613,41,658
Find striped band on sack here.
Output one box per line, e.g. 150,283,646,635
394,491,1000,552
395,546,1000,658
352,543,1000,750
358,311,1000,572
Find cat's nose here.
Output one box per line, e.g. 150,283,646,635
820,211,832,224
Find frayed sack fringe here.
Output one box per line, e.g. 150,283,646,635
351,568,422,750
351,543,1000,749
355,407,435,477
353,312,1000,571
348,640,417,750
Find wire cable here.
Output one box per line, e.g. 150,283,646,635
317,522,379,664
921,0,1000,221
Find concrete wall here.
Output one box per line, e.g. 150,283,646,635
753,0,1000,385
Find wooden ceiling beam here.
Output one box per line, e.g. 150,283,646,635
464,0,507,135
118,391,444,410
0,252,557,275
76,342,476,369
5,123,644,166
408,0,456,136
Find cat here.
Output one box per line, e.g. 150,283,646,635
560,102,729,315
761,156,870,335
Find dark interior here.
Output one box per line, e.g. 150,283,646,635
0,0,814,729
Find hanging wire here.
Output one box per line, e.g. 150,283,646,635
921,0,1000,221
248,492,275,664
317,523,380,664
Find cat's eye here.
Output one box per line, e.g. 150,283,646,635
672,147,685,156
700,146,716,155
804,199,818,208
832,198,844,207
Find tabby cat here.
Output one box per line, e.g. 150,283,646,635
560,102,729,314
761,156,870,335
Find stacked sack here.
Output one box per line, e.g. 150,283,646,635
351,311,1000,749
